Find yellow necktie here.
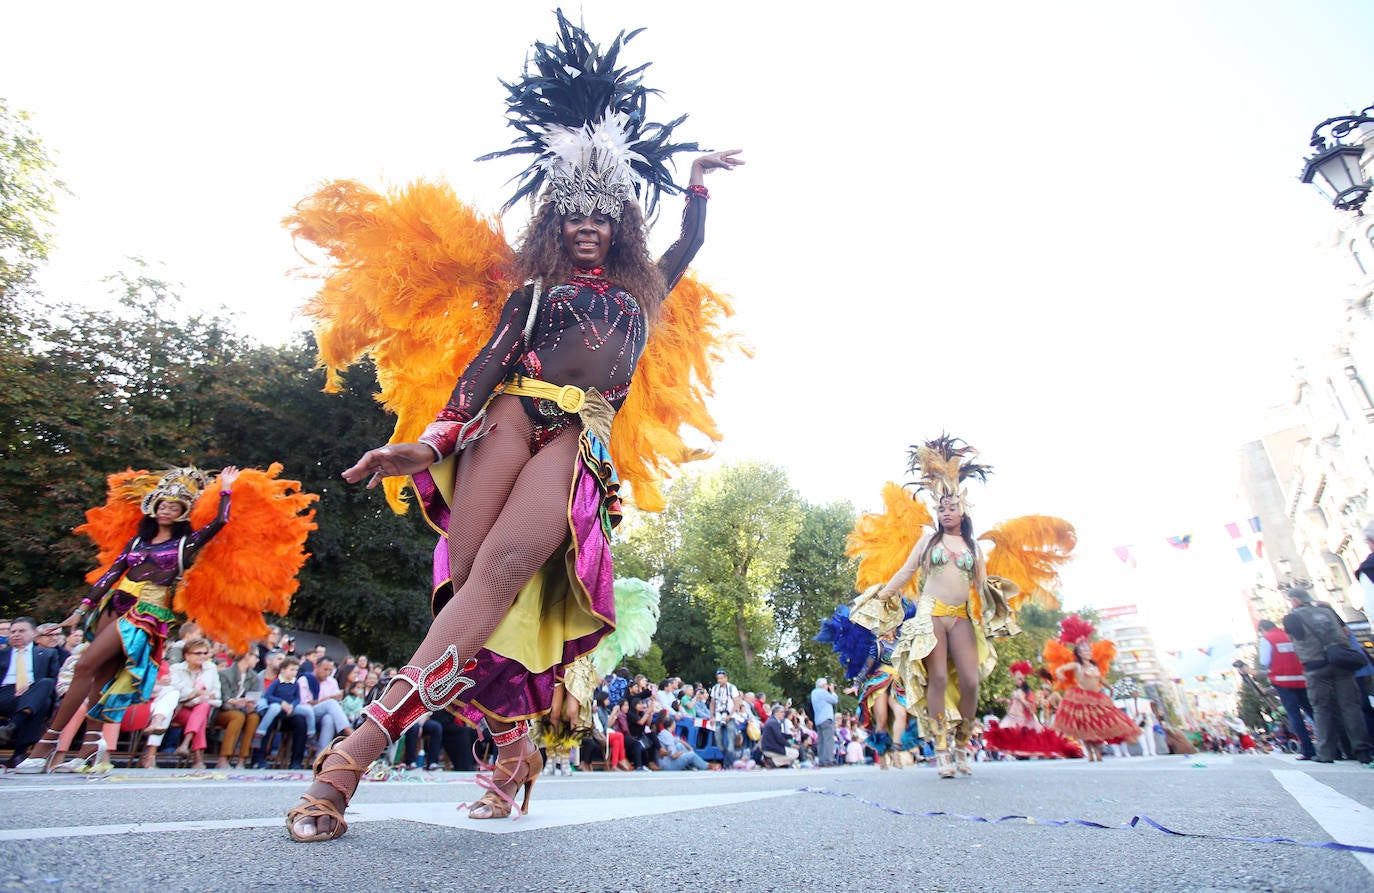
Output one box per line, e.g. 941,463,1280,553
15,650,30,696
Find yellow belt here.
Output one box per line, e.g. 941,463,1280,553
115,577,171,608
501,378,587,413
931,600,969,619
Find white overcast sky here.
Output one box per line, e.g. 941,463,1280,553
6,1,1374,663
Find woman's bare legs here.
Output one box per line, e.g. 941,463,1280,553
945,619,980,729
291,401,580,838
924,622,950,744
28,619,123,761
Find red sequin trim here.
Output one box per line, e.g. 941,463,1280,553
685,184,710,200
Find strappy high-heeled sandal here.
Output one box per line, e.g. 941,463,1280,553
54,733,110,774
15,730,62,775
286,737,367,842
463,721,542,820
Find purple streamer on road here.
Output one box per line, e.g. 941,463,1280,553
798,786,1374,856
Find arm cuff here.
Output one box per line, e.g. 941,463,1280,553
419,421,461,460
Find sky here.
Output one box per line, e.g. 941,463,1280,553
6,1,1374,672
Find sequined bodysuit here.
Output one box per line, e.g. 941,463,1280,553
424,191,707,455
88,494,232,616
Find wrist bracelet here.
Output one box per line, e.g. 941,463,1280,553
220,489,231,496
685,184,710,200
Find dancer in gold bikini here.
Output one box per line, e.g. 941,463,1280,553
876,437,998,778
852,435,1075,780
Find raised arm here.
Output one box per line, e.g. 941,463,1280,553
656,150,744,292
182,466,238,563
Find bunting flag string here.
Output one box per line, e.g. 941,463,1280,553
1108,517,1266,567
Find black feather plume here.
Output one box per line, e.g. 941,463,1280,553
478,9,699,219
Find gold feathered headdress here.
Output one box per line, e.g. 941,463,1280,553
906,434,991,513
134,467,212,522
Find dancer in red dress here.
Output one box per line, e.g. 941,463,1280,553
983,660,1080,758
1043,616,1139,762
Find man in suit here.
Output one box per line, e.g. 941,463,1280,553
0,616,60,766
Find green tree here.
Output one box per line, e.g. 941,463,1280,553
0,99,65,305
0,266,260,616
768,499,859,707
675,461,803,691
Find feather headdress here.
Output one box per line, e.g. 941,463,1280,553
137,467,213,522
1057,614,1095,646
479,9,700,220
1009,660,1034,677
1042,615,1116,689
906,434,991,513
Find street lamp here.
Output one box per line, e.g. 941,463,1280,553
1301,104,1374,214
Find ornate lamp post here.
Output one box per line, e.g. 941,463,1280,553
1301,104,1374,214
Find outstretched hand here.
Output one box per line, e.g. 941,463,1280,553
690,149,744,185
342,442,437,488
218,466,240,490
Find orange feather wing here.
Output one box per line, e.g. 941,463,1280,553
611,274,745,512
980,515,1076,611
177,464,318,652
75,470,160,583
846,482,931,592
287,179,515,512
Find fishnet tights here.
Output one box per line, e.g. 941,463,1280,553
302,396,580,814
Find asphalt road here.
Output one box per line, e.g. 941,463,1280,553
1,752,1371,893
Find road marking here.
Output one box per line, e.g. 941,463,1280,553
0,790,797,840
1273,769,1374,875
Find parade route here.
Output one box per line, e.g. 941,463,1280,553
3,753,1372,892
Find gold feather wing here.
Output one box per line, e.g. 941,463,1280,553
846,482,931,592
979,515,1076,610
286,179,515,512
612,274,745,512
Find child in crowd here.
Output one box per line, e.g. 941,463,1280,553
341,681,366,727
256,658,314,748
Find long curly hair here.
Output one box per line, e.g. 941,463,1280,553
511,199,667,324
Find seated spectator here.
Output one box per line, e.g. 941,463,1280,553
139,662,180,768
256,625,282,670
298,657,350,747
299,644,326,678
163,622,202,666
255,657,311,769
0,617,60,768
402,712,442,770
654,716,708,770
614,698,651,770
341,681,366,726
677,684,698,718
33,623,69,667
761,704,799,768
169,638,221,769
215,651,262,769
580,690,627,771
432,708,478,771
